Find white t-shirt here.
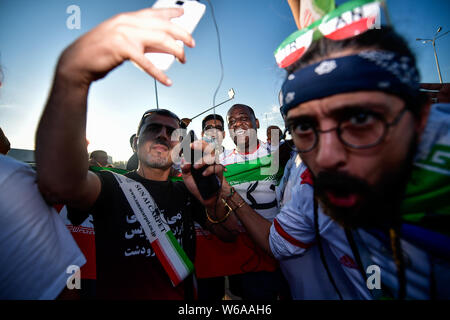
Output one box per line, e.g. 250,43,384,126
0,155,86,299
220,141,279,222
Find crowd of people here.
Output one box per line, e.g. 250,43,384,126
1,1,449,301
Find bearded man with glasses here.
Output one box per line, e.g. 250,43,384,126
220,25,450,299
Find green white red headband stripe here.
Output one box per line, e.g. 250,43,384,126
275,0,382,69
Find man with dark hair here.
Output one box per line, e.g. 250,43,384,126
266,125,283,153
201,114,226,155
201,114,224,133
126,134,138,171
221,24,450,299
89,150,109,167
35,8,240,299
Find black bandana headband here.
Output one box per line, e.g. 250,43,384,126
280,50,421,115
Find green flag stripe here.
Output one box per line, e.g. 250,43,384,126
166,231,194,272
223,154,284,185
313,0,336,15
274,19,323,55
90,166,129,174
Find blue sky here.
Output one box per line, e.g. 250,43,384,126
1,0,449,161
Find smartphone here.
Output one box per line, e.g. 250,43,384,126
181,130,221,200
145,0,206,71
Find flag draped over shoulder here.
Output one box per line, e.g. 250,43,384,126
223,154,284,186
89,166,129,174
195,154,285,278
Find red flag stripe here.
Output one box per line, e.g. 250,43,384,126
273,218,314,249
152,239,180,286
323,17,375,40
277,47,307,69
300,168,314,186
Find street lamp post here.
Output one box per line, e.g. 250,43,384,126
416,26,449,84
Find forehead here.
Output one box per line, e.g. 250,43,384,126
141,114,179,130
286,91,405,119
205,119,223,127
227,106,252,119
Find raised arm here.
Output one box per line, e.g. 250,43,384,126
36,8,195,209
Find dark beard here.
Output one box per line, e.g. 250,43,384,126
313,137,417,229
138,137,173,170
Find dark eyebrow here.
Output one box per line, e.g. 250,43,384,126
285,115,317,127
287,103,390,123
328,104,390,119
330,102,390,114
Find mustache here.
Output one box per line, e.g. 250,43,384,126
151,138,171,149
314,171,370,196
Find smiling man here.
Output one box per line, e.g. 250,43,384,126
216,104,288,300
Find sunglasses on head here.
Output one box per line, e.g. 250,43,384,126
274,0,382,69
141,109,180,123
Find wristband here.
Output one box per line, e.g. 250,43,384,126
205,199,232,224
224,186,235,200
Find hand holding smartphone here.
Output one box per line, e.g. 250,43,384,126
146,0,206,71
181,130,221,200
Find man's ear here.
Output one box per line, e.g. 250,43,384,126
416,102,431,136
256,118,260,129
133,136,138,153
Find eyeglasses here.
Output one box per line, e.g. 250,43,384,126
286,107,408,153
274,0,382,69
204,125,224,131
